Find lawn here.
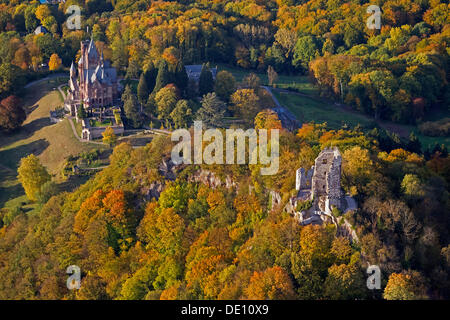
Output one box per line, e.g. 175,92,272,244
274,91,373,129
0,78,106,209
274,90,449,149
90,118,113,127
216,64,318,96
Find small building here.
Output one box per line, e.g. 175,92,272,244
49,111,62,123
34,26,48,35
185,65,218,83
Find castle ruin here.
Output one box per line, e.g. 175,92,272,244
290,147,357,225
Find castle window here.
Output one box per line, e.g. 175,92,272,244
322,159,327,164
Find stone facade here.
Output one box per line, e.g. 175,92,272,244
294,147,347,214
65,39,119,116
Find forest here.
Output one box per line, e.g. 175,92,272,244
0,0,448,125
0,0,449,300
0,122,449,299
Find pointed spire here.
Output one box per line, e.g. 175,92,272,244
70,61,76,76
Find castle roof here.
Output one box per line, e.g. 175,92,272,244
87,39,98,60
89,64,117,85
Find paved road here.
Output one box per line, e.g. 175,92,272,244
24,73,69,89
262,86,300,131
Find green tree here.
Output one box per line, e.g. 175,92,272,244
17,154,51,201
123,85,141,128
293,35,319,72
170,100,192,129
153,60,171,95
155,85,179,121
77,104,87,119
137,72,149,107
36,180,59,205
174,61,188,96
214,70,236,102
198,64,214,97
196,93,225,128
144,61,158,93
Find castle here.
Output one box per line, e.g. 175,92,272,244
290,147,357,225
65,39,119,116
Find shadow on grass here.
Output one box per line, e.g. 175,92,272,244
0,118,52,149
0,179,23,210
0,139,50,170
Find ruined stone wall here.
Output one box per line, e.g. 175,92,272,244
311,148,337,198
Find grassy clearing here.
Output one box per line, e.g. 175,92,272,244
90,118,113,127
216,64,317,95
275,90,449,149
274,91,373,129
0,78,106,208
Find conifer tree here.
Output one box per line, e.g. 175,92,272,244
152,60,171,95
198,63,214,97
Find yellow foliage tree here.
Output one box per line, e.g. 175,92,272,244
384,271,429,300
254,109,283,130
48,53,62,71
102,126,117,146
35,5,52,23
17,154,51,201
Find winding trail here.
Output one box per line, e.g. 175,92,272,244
262,85,300,131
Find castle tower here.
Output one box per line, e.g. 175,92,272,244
310,147,344,213
326,148,343,211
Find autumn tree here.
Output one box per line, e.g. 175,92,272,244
0,95,26,131
254,109,282,130
384,271,429,300
102,126,117,146
245,266,295,299
17,154,51,202
48,53,62,71
324,264,366,299
241,73,261,91
231,89,260,125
